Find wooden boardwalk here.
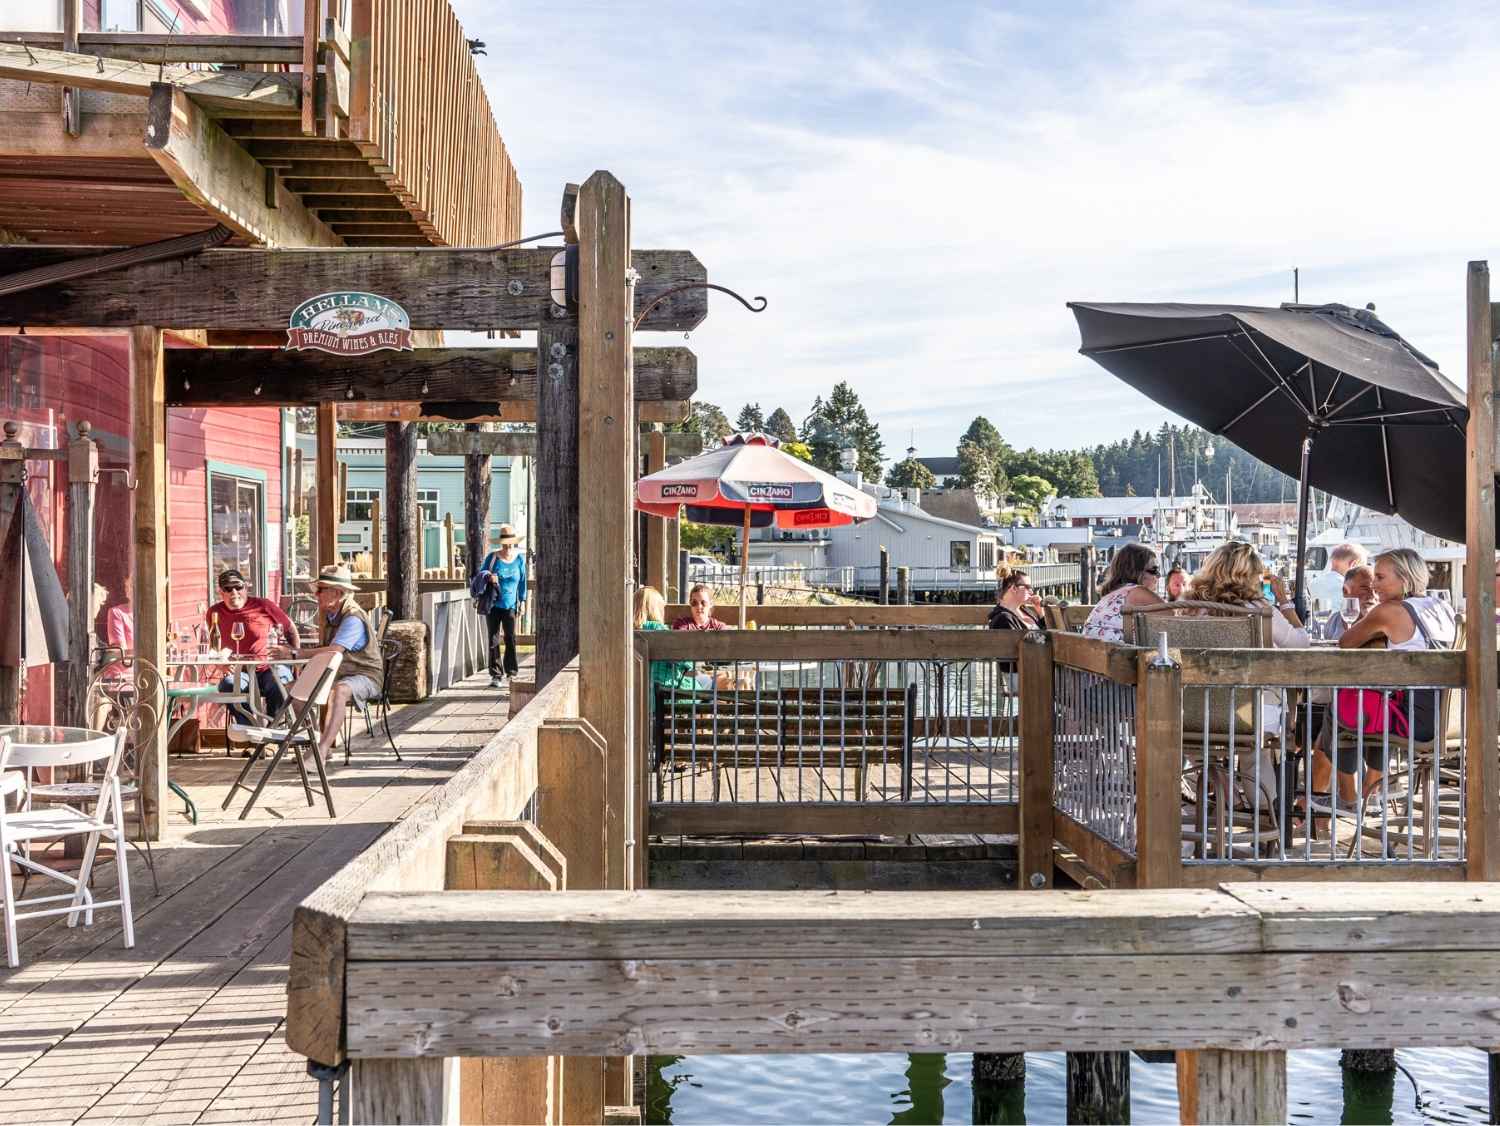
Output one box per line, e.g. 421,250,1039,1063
0,671,516,1124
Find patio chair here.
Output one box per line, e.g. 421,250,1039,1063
0,730,135,968
1125,602,1280,860
221,651,343,821
341,606,402,766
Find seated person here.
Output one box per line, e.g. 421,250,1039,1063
1082,544,1165,641
1322,564,1376,640
1308,548,1456,807
1188,542,1309,650
1164,566,1188,602
672,585,727,631
208,569,299,724
988,570,1044,630
637,585,702,695
292,565,383,762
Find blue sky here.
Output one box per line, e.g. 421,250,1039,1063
451,0,1497,463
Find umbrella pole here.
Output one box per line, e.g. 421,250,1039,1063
739,507,751,627
1293,433,1313,611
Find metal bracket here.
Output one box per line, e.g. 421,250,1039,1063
307,1059,351,1125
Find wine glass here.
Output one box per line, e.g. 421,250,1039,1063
1341,596,1362,629
230,620,246,655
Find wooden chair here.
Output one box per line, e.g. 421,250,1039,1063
222,651,343,820
1125,602,1280,859
1053,603,1094,632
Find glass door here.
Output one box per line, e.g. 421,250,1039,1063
210,472,265,588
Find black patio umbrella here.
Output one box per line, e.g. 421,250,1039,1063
0,487,70,670
1067,301,1469,604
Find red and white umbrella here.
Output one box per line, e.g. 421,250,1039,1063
636,433,877,623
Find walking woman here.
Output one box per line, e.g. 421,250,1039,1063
472,523,527,687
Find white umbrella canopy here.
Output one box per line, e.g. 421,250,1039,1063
636,433,877,621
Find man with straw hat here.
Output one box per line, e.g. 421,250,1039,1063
294,563,384,761
469,523,527,688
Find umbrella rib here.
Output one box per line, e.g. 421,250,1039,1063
1319,384,1375,422
1228,328,1314,419
1079,330,1239,355
1327,405,1458,425
1218,384,1281,434
1319,370,1344,416
1375,388,1395,510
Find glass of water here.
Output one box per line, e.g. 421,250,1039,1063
1341,596,1362,629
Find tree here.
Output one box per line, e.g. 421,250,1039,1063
781,439,813,463
735,403,765,433
885,457,936,490
957,438,1007,499
962,415,1013,470
765,407,798,444
802,382,884,479
1009,474,1054,513
679,519,734,555
673,400,733,447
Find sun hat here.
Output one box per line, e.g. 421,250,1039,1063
310,563,358,592
495,523,521,544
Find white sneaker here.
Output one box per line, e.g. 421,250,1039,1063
489,675,504,688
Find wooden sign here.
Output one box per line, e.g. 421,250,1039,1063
0,246,707,332
165,345,697,406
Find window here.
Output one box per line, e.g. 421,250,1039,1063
950,541,971,569
209,471,265,589
418,489,441,524
977,540,995,571
345,487,380,522
102,0,143,30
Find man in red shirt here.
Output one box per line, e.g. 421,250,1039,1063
671,583,728,630
208,569,301,721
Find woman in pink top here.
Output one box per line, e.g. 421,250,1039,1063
1081,544,1165,641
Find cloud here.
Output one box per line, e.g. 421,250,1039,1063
450,0,1500,462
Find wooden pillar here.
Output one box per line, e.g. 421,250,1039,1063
463,421,491,580
664,514,681,602
1067,1051,1130,1125
315,402,338,572
1464,261,1499,880
349,1057,456,1126
1080,544,1096,602
576,171,636,1113
131,327,168,840
1177,1049,1285,1125
58,420,98,727
896,565,910,605
537,718,608,1123
385,421,419,620
442,513,457,578
61,0,81,136
369,493,383,579
0,422,23,725
537,318,580,687
1018,630,1054,889
645,430,666,593
1134,648,1183,888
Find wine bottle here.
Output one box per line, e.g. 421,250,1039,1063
209,611,222,653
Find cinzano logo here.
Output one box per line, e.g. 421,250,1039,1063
792,509,833,527
286,292,414,356
660,483,698,499
746,483,794,501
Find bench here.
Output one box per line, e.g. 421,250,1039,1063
654,685,915,801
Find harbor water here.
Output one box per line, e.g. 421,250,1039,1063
648,1048,1491,1123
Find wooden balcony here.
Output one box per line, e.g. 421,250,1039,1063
0,0,520,250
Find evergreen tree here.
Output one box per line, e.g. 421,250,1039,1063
673,401,733,447
764,407,798,444
802,382,884,479
885,457,937,490
735,402,765,433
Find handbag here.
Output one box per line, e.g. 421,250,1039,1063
469,553,498,615
1332,602,1441,738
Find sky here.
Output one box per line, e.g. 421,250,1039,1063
450,0,1500,466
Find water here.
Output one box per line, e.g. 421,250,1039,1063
648,1049,1492,1124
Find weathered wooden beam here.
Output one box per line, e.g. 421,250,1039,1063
164,346,696,406
144,84,341,250
0,110,148,158
12,32,305,64
1178,1049,1286,1124
462,424,492,579
0,42,301,114
429,430,536,458
130,327,167,840
315,403,338,572
536,321,580,688
1134,651,1183,888
0,247,707,332
1018,630,1055,890
58,421,97,727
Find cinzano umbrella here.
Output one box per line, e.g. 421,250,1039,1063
1068,300,1468,605
636,433,877,623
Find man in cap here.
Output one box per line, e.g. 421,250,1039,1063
295,564,384,762
208,568,299,724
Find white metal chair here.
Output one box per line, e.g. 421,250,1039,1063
222,650,343,821
0,730,135,968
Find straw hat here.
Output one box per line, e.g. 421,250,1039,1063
309,563,358,592
494,523,521,545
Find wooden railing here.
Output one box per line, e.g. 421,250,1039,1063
662,603,993,628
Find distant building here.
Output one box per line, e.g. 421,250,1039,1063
915,457,1004,516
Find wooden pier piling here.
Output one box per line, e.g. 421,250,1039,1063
1067,1051,1130,1124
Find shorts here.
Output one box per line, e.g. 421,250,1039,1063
340,674,380,706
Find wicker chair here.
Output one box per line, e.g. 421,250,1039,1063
1125,601,1281,860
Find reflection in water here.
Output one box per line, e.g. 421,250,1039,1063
891,1054,948,1125
1341,1064,1395,1126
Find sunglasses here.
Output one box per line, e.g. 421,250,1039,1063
221,583,246,592
1143,567,1161,576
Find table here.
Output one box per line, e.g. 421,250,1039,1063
0,724,114,769
165,655,309,742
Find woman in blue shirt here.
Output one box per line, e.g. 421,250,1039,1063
475,523,527,686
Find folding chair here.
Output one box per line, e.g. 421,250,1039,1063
222,651,343,821
0,730,135,968
342,606,402,766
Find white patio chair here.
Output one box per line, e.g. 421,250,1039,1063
221,650,343,821
0,730,135,968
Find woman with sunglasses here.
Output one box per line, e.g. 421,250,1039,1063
1081,543,1165,642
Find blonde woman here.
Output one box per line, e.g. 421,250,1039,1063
1188,541,1309,650
634,587,696,695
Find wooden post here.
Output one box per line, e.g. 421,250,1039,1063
463,421,491,580
349,1058,456,1126
369,493,383,579
879,546,890,604
315,402,338,571
1018,630,1055,889
536,718,608,1124
664,514,681,601
645,430,666,593
0,422,23,725
1080,544,1096,602
896,565,910,605
442,513,457,578
576,171,636,1113
61,0,81,136
537,318,580,688
1177,1049,1286,1125
1464,261,1499,880
1066,1051,1130,1125
385,421,419,620
1134,648,1183,888
131,328,168,840
58,420,98,727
